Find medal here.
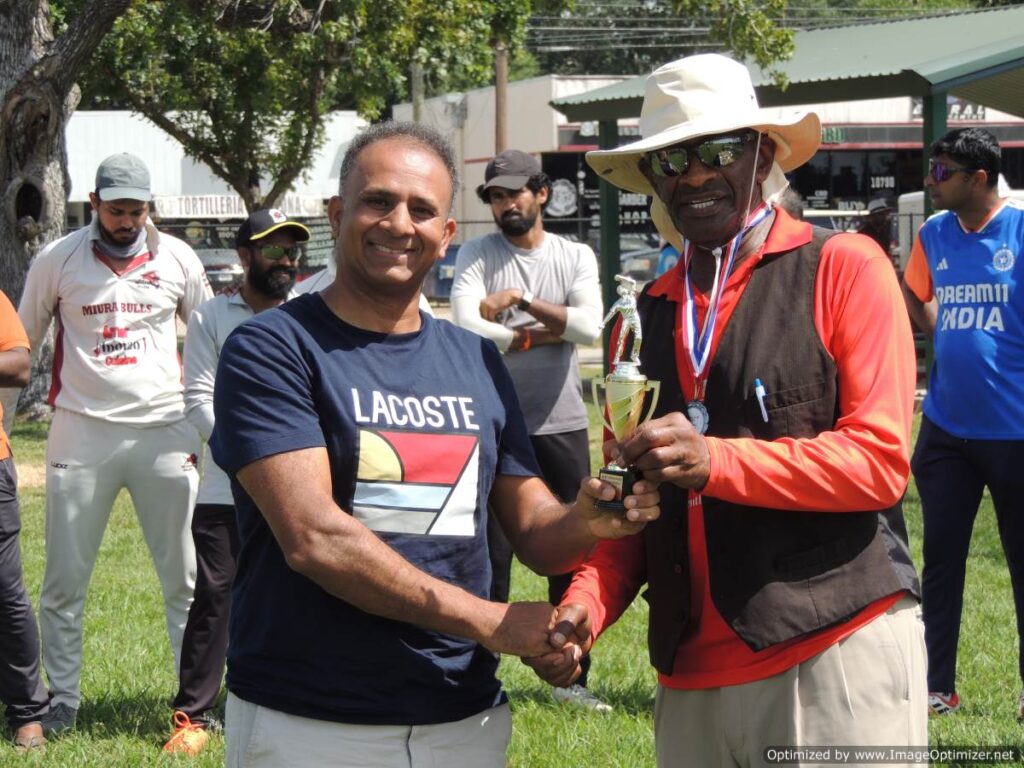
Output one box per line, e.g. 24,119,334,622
686,399,709,435
679,204,773,436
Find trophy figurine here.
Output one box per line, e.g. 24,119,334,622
592,275,660,512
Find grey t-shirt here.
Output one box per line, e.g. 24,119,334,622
451,232,600,435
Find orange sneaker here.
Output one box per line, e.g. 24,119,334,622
927,691,961,715
163,711,209,756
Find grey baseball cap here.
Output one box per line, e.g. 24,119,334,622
478,149,541,194
95,153,152,202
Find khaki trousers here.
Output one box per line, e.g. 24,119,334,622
226,692,512,768
655,596,928,768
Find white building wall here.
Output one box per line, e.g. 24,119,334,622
806,97,1022,125
65,110,367,214
394,74,629,241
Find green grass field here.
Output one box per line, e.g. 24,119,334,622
4,409,1023,766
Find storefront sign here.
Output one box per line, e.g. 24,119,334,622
154,193,325,220
910,97,986,122
821,127,847,144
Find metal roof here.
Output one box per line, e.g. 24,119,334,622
550,6,1024,121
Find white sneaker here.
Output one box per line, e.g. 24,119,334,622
552,684,613,713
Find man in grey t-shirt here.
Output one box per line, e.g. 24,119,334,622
451,149,607,712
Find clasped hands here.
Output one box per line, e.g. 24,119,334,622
518,412,710,686
514,450,662,687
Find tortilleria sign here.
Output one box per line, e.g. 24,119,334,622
153,193,325,219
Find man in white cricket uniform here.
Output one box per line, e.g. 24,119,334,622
16,153,213,734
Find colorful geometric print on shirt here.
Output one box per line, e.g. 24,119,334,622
354,428,479,536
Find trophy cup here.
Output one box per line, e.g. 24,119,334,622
591,275,660,512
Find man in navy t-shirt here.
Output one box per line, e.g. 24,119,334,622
211,122,660,767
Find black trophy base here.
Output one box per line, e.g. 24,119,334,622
595,464,638,513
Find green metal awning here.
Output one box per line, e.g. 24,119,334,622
551,5,1024,121
551,5,1024,369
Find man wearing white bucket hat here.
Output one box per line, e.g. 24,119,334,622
526,54,925,764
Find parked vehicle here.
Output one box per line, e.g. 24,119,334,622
195,248,244,294
162,223,244,294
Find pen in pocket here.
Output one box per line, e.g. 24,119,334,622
754,378,769,423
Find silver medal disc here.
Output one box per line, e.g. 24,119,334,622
686,400,709,435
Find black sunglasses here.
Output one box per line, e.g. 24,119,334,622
254,244,302,262
646,133,757,178
929,159,976,183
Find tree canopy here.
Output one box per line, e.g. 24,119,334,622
45,0,915,210
53,0,517,209
525,0,1006,78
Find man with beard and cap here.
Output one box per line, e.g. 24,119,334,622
14,152,212,735
524,54,925,765
450,149,607,711
858,198,894,255
162,209,306,755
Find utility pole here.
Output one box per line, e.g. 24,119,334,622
494,39,508,153
411,61,425,123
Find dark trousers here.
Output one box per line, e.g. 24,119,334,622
912,416,1024,692
172,503,239,720
0,457,49,729
488,429,593,686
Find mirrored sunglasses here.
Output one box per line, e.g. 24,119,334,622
929,159,976,183
646,133,756,178
255,244,302,262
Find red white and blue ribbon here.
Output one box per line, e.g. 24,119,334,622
680,202,772,395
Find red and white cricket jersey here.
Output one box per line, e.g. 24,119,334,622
19,219,213,425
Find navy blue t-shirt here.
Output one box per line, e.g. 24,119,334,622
210,293,539,725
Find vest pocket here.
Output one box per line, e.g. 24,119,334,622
745,379,831,440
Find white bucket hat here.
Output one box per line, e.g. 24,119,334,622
586,54,821,249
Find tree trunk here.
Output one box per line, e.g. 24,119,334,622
0,0,131,418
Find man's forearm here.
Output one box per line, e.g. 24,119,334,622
901,281,936,338
292,513,508,643
494,475,656,576
238,451,555,657
451,293,514,350
522,296,568,337
0,348,30,388
508,325,561,352
507,497,599,576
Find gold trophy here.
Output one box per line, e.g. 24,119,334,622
591,275,660,512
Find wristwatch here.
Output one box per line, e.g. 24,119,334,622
518,289,534,311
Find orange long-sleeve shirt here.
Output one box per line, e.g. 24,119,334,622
0,290,30,461
568,211,916,689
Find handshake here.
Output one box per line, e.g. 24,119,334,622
472,473,660,685
483,601,594,689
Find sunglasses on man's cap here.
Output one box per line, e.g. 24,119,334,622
928,159,977,184
646,133,757,178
